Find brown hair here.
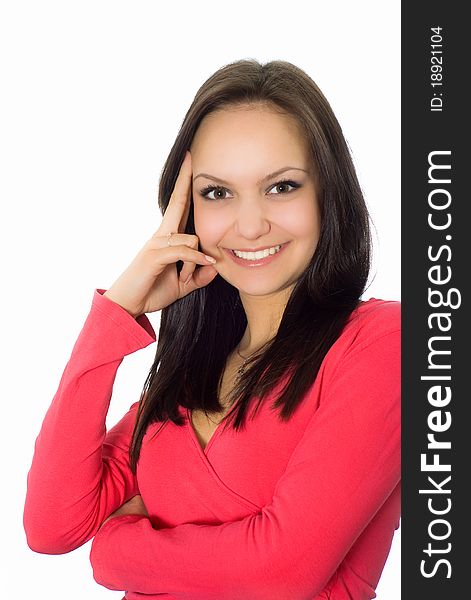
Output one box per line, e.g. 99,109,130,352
129,59,371,473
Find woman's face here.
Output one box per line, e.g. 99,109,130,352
190,104,320,299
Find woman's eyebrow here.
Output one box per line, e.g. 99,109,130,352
193,167,309,186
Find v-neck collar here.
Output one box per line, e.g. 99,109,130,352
185,407,226,456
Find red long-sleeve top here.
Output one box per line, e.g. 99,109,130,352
24,289,401,599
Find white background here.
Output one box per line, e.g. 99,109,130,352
0,1,401,598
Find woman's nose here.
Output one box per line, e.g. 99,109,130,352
233,197,271,240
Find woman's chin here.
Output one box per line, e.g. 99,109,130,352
218,271,296,299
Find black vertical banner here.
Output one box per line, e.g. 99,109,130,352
402,2,469,598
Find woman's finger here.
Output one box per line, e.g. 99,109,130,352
152,245,216,271
168,235,199,282
159,151,193,235
151,232,201,282
178,249,216,285
179,259,197,284
152,231,198,249
154,232,201,283
184,264,219,291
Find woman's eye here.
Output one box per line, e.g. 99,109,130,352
200,186,231,201
199,180,300,200
268,180,300,195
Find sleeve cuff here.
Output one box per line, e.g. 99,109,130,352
93,289,157,346
90,514,149,591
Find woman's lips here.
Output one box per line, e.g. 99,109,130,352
222,242,290,267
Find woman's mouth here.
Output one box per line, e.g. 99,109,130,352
223,242,289,267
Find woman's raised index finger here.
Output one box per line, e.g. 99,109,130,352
162,151,193,234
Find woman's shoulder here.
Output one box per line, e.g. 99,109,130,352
333,297,400,361
313,298,400,391
351,297,401,332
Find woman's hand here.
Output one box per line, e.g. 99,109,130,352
104,151,218,318
100,495,149,529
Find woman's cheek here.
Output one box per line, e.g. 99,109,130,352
194,205,226,250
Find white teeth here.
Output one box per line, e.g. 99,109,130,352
232,244,282,260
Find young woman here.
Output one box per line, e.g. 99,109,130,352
24,59,400,599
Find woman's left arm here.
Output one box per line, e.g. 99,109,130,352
90,326,400,600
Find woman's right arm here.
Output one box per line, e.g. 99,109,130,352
23,289,157,554
24,150,217,554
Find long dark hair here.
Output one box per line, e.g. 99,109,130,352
129,59,371,473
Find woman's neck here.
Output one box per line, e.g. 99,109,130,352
237,284,294,354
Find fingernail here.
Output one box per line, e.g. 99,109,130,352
205,255,216,263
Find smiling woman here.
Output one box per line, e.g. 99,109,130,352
24,59,400,600
191,105,320,301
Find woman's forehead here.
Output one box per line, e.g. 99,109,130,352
190,106,309,167
194,103,302,137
